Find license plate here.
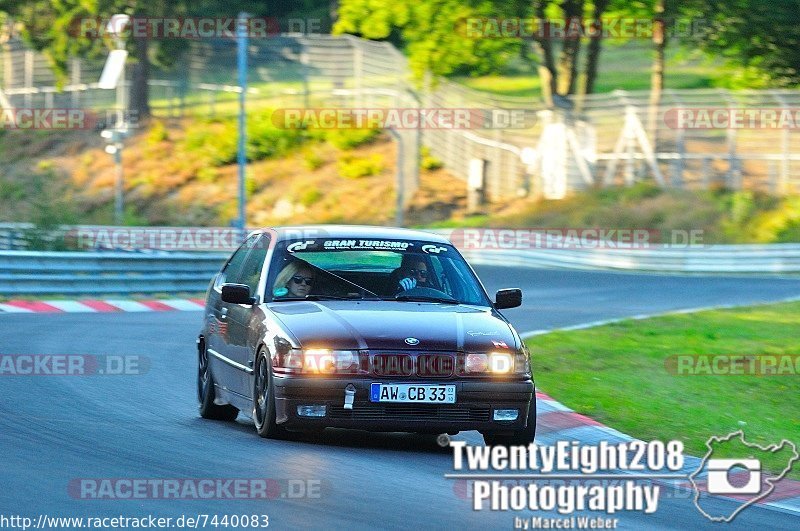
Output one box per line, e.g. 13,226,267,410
370,383,456,403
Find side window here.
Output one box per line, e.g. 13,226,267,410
217,234,259,287
447,258,483,304
239,235,270,295
429,256,445,291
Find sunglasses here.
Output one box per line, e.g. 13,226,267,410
290,275,314,286
409,268,428,278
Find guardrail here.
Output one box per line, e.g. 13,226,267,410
459,245,800,274
0,251,227,295
1,241,799,296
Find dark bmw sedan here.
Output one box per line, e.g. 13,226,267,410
197,225,535,445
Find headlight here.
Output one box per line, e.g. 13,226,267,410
489,352,514,374
463,351,528,375
282,349,360,374
515,351,531,375
465,353,489,373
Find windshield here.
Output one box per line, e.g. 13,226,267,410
266,238,492,306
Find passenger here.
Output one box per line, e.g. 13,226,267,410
273,262,315,298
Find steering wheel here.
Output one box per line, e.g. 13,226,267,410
395,286,451,299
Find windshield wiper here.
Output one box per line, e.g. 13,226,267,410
393,294,459,304
273,294,364,301
292,259,382,299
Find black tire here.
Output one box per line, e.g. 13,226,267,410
253,348,285,439
482,399,536,447
198,341,239,421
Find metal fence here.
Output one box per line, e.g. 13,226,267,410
1,240,798,296
3,34,800,203
459,245,800,274
0,250,226,295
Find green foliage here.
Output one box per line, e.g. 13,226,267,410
528,300,800,479
147,121,169,145
615,181,663,203
334,0,521,78
420,146,443,170
196,166,217,183
485,185,800,244
182,113,309,166
121,205,148,226
298,186,323,206
325,128,380,150
302,149,325,170
749,196,800,243
679,0,800,86
36,160,55,172
246,113,307,160
728,190,756,226
337,154,385,178
183,122,238,166
245,174,256,198
422,214,490,228
13,166,82,234
0,179,25,202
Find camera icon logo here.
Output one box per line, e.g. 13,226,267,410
706,458,761,495
690,431,799,522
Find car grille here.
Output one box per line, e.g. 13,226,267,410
416,354,454,377
369,353,455,378
371,354,414,377
328,404,491,422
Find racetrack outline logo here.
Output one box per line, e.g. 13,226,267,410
688,430,799,522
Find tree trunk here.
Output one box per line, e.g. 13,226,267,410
128,33,150,122
648,0,666,150
532,0,558,101
556,0,584,96
584,0,609,95
330,0,339,23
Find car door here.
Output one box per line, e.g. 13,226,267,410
207,234,259,393
224,233,270,398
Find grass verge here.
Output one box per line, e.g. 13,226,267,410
526,301,800,479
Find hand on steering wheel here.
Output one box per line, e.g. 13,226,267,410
398,277,417,291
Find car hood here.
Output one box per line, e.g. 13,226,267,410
266,300,518,352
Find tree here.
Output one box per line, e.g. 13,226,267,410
0,0,332,119
334,0,521,79
680,0,800,87
335,0,621,102
0,0,171,119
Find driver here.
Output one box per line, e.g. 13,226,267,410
397,257,432,292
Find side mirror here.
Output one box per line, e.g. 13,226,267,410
221,283,255,305
495,288,522,310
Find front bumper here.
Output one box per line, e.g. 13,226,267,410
273,376,535,432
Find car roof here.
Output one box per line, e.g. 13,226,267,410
256,225,451,244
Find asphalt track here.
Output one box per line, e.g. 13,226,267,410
2,267,800,529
